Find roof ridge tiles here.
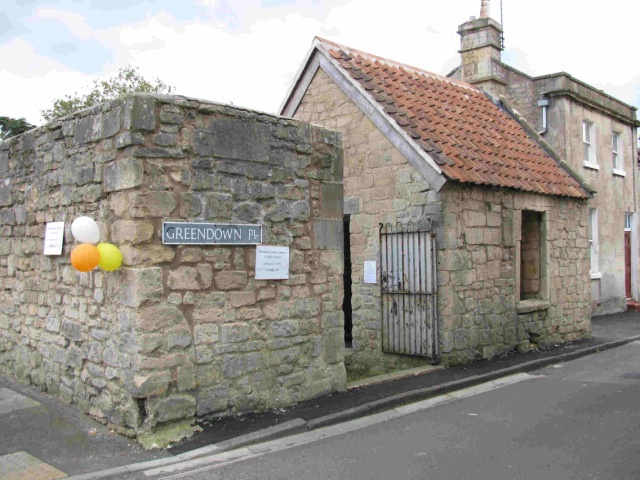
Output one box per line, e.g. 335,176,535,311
312,36,590,199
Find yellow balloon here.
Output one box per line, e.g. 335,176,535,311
96,243,123,271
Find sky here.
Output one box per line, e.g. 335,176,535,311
2,0,639,126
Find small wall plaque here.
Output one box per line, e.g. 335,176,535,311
255,246,290,280
43,222,65,255
364,260,377,284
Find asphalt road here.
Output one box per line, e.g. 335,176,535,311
152,340,640,480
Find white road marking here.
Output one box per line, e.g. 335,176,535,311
144,373,537,478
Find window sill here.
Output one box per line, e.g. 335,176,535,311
613,169,626,177
583,162,600,171
591,272,602,279
516,299,551,314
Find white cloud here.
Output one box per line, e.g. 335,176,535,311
0,38,93,122
1,0,639,125
35,8,95,41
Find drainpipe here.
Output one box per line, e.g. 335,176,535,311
537,98,549,135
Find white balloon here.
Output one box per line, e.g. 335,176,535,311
71,216,101,244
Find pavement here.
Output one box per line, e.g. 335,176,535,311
2,310,640,479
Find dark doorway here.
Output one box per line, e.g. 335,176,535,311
343,215,353,347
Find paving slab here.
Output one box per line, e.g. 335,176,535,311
0,388,40,415
0,451,66,480
0,379,172,477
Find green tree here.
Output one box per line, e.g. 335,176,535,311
41,66,174,122
0,116,35,140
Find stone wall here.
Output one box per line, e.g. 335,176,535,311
558,99,637,315
294,69,439,376
438,184,591,364
0,93,346,442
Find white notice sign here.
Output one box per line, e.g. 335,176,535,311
364,260,377,284
255,246,290,280
43,222,65,255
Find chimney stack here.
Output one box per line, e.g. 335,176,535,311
480,0,490,18
457,0,506,97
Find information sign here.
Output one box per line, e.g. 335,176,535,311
255,246,290,280
43,222,65,255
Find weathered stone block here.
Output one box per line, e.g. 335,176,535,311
193,308,235,324
149,394,196,424
119,268,164,307
168,266,200,290
102,344,131,368
270,320,299,338
197,264,212,289
74,115,101,144
153,133,177,147
314,219,343,250
183,291,226,308
115,132,145,149
111,220,155,244
123,95,156,132
136,304,187,332
104,159,144,192
167,328,193,349
464,210,486,227
207,118,270,161
343,196,360,215
193,324,219,345
127,372,171,397
228,292,257,308
179,192,203,218
221,323,251,343
465,228,484,245
196,385,229,416
215,271,247,290
121,245,175,266
61,320,83,342
0,180,13,206
130,192,176,217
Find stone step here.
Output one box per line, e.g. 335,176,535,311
627,300,640,312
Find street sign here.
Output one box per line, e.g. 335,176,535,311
162,222,262,245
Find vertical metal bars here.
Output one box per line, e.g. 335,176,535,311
380,222,438,359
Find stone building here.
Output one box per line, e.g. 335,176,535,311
281,37,594,375
0,93,345,443
448,4,640,316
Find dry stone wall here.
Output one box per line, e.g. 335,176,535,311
0,93,346,440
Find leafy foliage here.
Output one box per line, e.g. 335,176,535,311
41,66,174,122
0,116,35,140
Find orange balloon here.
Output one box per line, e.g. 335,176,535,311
70,244,100,272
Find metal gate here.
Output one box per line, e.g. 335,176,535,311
380,222,439,361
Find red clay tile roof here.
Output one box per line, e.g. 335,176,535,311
317,38,589,198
